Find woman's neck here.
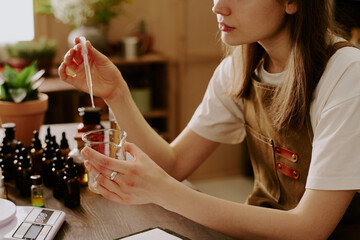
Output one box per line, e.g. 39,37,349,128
259,24,292,73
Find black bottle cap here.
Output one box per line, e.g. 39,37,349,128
2,123,16,140
60,132,69,149
78,107,102,125
53,149,65,170
30,175,43,185
45,127,52,142
31,131,42,150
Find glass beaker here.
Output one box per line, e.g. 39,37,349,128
82,129,127,194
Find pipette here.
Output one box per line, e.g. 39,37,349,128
79,36,95,108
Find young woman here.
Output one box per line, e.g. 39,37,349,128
59,0,360,238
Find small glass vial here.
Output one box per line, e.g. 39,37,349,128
30,175,44,207
64,158,80,208
109,107,121,130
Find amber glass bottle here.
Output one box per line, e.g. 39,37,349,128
60,132,70,160
64,158,80,208
30,131,43,175
52,149,66,199
0,140,12,182
18,152,32,197
77,107,104,133
41,146,54,187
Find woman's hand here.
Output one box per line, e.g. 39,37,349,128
58,37,129,101
82,142,174,205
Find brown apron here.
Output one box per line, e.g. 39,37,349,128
243,43,360,238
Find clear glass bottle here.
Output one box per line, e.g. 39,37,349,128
30,175,44,207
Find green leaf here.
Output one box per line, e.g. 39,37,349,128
0,63,39,102
9,88,27,103
3,65,18,86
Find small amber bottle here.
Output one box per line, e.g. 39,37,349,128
64,158,80,208
13,141,23,179
60,132,70,160
41,146,54,187
15,147,27,189
30,131,43,175
18,152,32,197
0,167,8,199
0,144,12,182
30,175,44,207
77,107,104,133
52,149,66,199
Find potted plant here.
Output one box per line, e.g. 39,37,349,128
5,38,57,75
0,62,48,147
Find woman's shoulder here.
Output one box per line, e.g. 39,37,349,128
210,55,234,88
328,45,360,67
311,45,360,127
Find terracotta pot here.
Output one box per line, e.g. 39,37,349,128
0,93,48,147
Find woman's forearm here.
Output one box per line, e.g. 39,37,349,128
159,180,352,240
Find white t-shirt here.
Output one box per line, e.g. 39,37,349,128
188,47,360,191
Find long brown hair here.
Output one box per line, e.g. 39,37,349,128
229,0,348,130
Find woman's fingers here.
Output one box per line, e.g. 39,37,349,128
85,160,131,204
81,146,131,172
86,159,123,183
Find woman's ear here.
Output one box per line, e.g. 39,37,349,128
285,1,298,15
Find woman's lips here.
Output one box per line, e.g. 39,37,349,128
219,22,235,32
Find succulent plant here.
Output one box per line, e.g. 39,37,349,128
0,62,45,103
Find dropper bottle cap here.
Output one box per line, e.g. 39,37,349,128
60,132,69,149
2,123,16,140
45,127,52,142
32,131,42,150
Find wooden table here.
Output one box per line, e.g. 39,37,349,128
2,124,236,240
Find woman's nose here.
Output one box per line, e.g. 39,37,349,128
212,0,231,16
